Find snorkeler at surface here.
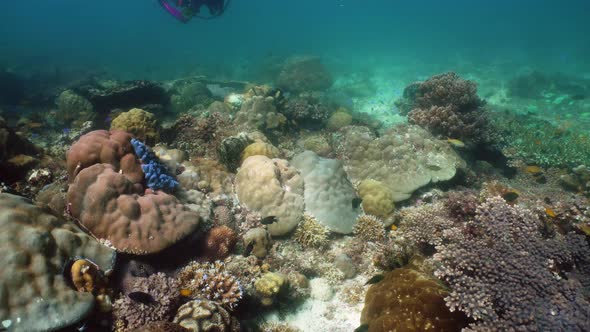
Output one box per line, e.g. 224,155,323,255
159,0,230,22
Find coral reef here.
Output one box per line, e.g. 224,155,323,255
111,108,160,144
433,197,590,331
173,299,240,332
560,164,590,196
299,133,332,157
67,163,201,254
130,321,189,332
255,272,288,306
291,150,360,233
178,158,234,198
75,79,168,112
357,179,395,219
166,112,232,159
234,96,286,132
336,125,465,202
177,261,243,309
293,214,330,248
169,80,215,114
361,267,468,332
55,89,94,126
240,142,280,164
66,130,143,183
131,138,179,191
282,95,332,126
243,227,271,258
113,272,181,331
326,109,353,130
202,225,238,261
0,193,115,332
235,155,304,236
276,56,333,93
0,117,40,183
352,214,385,242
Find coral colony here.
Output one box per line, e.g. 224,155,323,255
1,55,590,332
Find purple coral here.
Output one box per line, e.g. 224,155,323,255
402,72,488,142
433,197,590,331
113,272,181,331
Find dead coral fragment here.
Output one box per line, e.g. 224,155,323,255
353,214,385,242
293,214,329,248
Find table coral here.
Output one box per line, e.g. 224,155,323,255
235,155,304,236
173,299,240,332
291,150,360,233
337,125,465,202
67,163,201,254
0,193,115,332
361,267,468,332
110,108,160,144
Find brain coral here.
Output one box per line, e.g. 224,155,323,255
291,150,360,234
66,129,143,184
235,155,304,236
110,108,160,144
0,193,115,332
337,125,465,202
361,267,468,332
67,163,201,254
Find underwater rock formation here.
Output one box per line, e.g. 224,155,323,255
0,193,115,332
55,89,94,126
291,150,360,234
235,155,304,236
337,125,465,202
0,116,40,183
74,79,168,113
168,79,215,114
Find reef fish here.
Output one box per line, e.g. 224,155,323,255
545,207,557,218
128,291,155,304
365,274,385,285
501,190,520,203
446,138,465,148
260,216,278,225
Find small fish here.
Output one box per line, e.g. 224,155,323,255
352,197,362,209
446,138,465,148
365,274,385,285
502,190,520,203
260,216,278,225
354,324,369,332
390,224,398,231
243,241,255,257
128,291,155,304
524,165,543,175
180,288,192,297
545,207,557,218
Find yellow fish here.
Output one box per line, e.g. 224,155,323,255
545,207,557,218
446,138,465,148
179,289,192,297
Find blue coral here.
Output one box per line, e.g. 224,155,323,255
131,138,179,192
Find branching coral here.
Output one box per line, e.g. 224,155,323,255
352,214,385,242
399,72,488,142
432,197,590,331
177,261,243,310
293,214,330,248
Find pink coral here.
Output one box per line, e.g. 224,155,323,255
67,163,201,254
